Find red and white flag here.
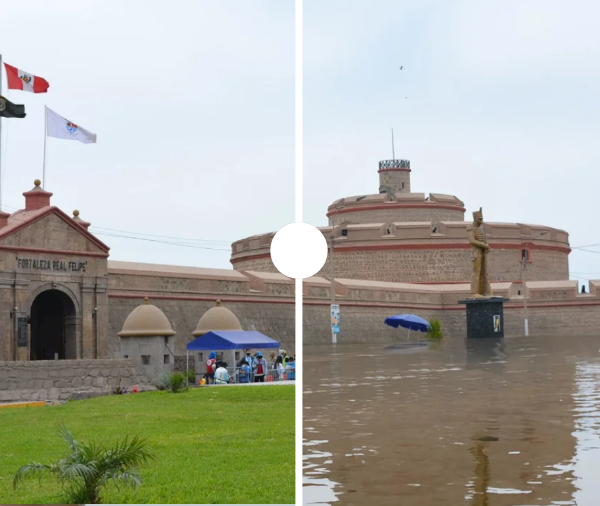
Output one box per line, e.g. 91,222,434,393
3,63,50,93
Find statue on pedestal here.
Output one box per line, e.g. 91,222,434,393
467,207,493,297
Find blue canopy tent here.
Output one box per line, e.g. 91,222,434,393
186,331,280,380
186,330,280,350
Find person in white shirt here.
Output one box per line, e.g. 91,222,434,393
214,361,230,384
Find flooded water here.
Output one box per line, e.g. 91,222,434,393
303,336,600,505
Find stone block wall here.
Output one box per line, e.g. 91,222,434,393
106,266,296,359
108,298,295,357
312,247,569,284
231,222,570,285
0,358,141,403
304,302,600,345
379,169,411,193
230,256,277,273
302,279,600,345
230,246,569,284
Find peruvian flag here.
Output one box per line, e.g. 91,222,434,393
3,63,50,93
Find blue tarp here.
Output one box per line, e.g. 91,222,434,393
186,330,280,351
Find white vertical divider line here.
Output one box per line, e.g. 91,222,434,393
295,0,302,223
295,0,303,504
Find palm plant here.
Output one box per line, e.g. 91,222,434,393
14,425,155,504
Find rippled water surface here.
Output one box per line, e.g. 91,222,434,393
303,336,600,505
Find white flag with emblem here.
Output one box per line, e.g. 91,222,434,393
46,107,97,144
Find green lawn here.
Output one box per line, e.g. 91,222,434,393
0,385,295,504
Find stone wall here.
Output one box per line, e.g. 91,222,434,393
230,256,277,273
0,358,140,403
107,265,296,357
231,247,569,283
311,247,569,284
109,298,295,357
231,221,570,284
378,169,411,193
302,278,600,345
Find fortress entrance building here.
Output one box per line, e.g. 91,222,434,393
0,181,109,363
0,180,296,364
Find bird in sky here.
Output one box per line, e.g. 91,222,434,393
399,66,403,70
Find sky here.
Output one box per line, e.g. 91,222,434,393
304,0,600,287
0,0,294,270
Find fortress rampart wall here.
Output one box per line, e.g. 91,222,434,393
231,222,570,283
302,278,600,344
106,263,296,356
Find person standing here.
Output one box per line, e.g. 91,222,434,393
280,349,289,369
274,356,285,381
205,351,217,384
286,356,295,381
254,351,267,383
238,359,251,384
244,349,255,382
214,361,230,384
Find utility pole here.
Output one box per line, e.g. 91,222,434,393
329,206,343,344
521,231,547,337
329,231,336,344
522,253,529,336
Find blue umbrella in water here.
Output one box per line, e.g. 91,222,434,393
385,314,431,339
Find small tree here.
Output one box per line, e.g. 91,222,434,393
425,317,444,340
14,426,155,504
169,372,188,393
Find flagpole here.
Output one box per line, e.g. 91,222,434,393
43,106,47,189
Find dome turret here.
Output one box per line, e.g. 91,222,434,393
118,297,176,337
193,300,242,336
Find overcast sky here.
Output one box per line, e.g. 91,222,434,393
304,0,600,287
0,0,294,269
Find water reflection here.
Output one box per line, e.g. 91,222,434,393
303,336,600,505
465,338,507,372
466,443,490,504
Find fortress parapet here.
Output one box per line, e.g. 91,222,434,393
327,192,466,226
301,277,600,307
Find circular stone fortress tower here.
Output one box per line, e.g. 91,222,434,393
231,159,570,284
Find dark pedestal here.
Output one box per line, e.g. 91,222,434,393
457,297,510,338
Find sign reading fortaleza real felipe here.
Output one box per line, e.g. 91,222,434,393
16,257,88,272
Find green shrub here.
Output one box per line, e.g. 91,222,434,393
169,372,188,393
151,371,188,392
425,317,443,340
14,425,155,504
151,371,171,391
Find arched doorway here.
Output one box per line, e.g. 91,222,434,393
30,289,77,360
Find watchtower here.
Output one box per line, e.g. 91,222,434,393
378,159,411,194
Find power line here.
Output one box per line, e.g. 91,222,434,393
572,243,600,249
93,231,230,251
571,248,600,255
89,225,232,244
0,202,234,248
